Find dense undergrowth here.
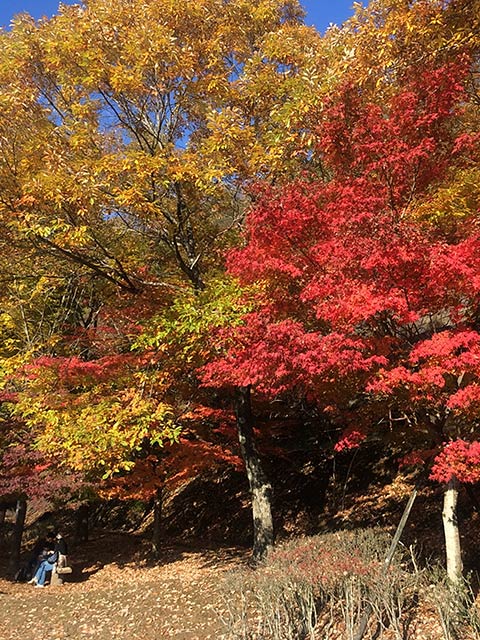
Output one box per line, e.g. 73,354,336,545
219,529,480,640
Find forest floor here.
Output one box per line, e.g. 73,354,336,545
2,476,480,640
0,527,478,640
0,532,247,640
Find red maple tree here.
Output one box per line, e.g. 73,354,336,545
201,58,480,579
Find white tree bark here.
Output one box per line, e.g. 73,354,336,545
442,477,463,582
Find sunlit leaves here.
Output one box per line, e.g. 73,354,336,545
200,7,480,486
2,0,480,499
0,0,332,307
327,0,480,97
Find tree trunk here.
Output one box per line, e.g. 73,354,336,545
443,477,463,582
75,503,90,543
152,485,163,556
0,506,6,545
234,386,273,563
8,498,27,574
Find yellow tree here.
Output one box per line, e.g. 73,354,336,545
323,0,480,97
0,0,334,558
0,0,332,294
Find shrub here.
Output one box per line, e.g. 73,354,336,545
424,567,480,640
218,528,421,639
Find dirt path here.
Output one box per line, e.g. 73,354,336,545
0,534,247,640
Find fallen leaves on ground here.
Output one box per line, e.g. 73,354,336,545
0,533,248,640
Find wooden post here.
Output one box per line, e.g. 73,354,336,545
353,488,418,640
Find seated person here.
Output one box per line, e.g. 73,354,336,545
28,533,55,577
54,532,68,570
29,532,68,587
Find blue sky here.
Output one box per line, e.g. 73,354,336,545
0,1,355,31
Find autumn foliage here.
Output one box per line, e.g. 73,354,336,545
1,0,480,573
202,53,480,485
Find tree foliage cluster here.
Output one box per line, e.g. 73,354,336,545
1,0,480,575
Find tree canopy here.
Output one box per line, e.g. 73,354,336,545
1,0,480,573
